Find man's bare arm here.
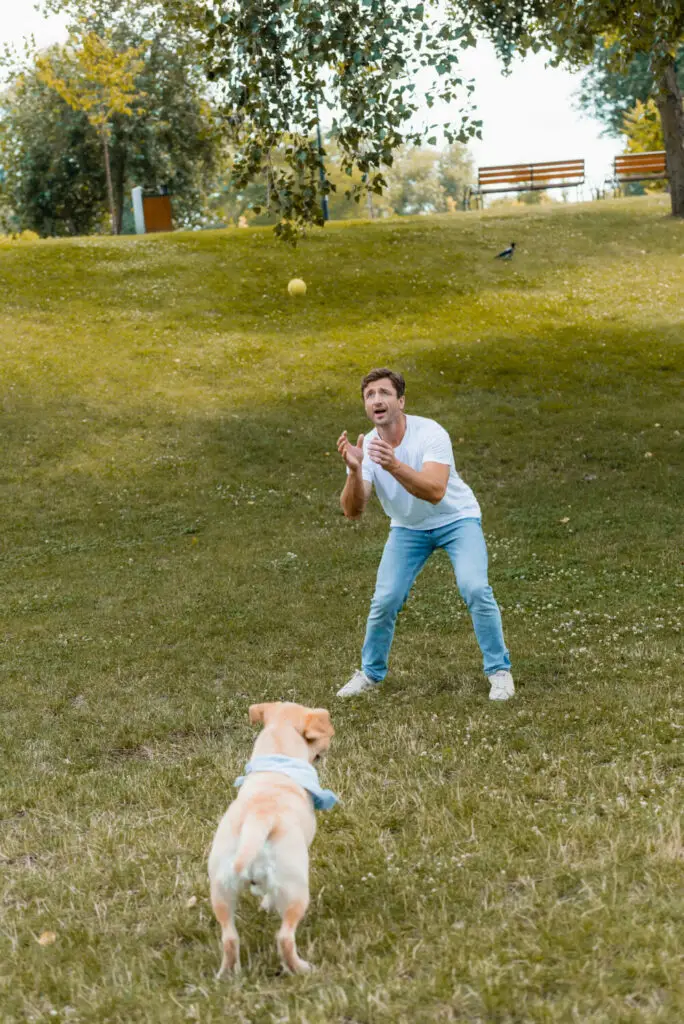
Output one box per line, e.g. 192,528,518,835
340,469,372,519
368,438,449,504
337,430,372,519
387,460,449,504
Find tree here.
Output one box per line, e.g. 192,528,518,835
452,1,684,217
207,138,473,224
385,147,446,215
618,99,668,194
436,143,474,210
104,30,225,233
1,27,225,236
623,99,665,154
36,27,145,234
168,1,684,231
575,39,684,138
0,65,108,236
170,0,481,241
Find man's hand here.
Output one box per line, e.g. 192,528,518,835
337,430,365,471
368,437,398,471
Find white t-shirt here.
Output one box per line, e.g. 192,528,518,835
361,415,481,530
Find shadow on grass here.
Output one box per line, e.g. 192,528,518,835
1,319,681,763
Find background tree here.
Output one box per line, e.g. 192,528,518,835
436,142,475,210
167,0,683,231
104,30,224,233
168,0,480,241
623,100,665,154
453,1,684,217
0,62,107,236
385,147,446,216
1,17,226,236
36,27,146,234
575,39,684,138
207,139,473,224
617,99,668,194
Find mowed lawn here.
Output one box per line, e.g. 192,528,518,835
1,196,682,1023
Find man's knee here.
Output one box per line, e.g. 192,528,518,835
369,587,405,621
459,580,491,609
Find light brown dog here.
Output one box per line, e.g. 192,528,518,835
208,701,336,975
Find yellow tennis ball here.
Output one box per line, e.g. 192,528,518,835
287,278,307,297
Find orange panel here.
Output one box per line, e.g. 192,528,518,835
480,164,531,174
616,158,666,165
480,172,534,184
616,162,666,172
616,156,666,164
143,195,173,233
530,172,584,181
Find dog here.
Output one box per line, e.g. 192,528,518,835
208,701,337,976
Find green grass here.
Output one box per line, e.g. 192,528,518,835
0,196,682,1023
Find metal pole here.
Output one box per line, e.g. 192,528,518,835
315,116,329,222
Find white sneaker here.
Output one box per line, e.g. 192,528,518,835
336,669,379,698
488,670,515,701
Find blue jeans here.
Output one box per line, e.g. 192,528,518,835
361,518,511,681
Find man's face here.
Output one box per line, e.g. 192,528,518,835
363,378,405,428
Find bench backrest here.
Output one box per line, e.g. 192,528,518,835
614,151,667,181
478,159,584,193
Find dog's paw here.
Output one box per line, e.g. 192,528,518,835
216,963,241,980
290,958,313,975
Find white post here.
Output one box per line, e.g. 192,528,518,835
132,186,145,234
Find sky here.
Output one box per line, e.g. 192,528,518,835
1,3,622,197
431,42,622,196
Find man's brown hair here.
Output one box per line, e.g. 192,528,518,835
360,368,406,399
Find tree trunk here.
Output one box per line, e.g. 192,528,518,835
111,117,127,235
656,55,684,217
114,153,126,235
101,129,118,234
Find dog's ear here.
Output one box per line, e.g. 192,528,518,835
303,708,334,741
249,702,278,726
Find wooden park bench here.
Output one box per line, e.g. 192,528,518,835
467,158,585,208
614,151,667,186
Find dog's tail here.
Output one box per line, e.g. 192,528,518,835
231,813,274,882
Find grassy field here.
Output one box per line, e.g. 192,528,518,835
0,196,682,1023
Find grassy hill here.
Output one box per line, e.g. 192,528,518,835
1,196,682,1023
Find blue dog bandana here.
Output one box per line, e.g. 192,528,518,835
234,755,339,811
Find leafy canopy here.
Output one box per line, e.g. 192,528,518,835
3,2,227,236
453,1,684,71
193,0,481,241
0,62,108,236
575,38,684,137
36,26,145,136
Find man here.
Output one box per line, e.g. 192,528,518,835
336,368,514,701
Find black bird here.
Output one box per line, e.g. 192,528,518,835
495,242,516,260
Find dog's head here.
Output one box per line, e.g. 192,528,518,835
248,701,335,763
